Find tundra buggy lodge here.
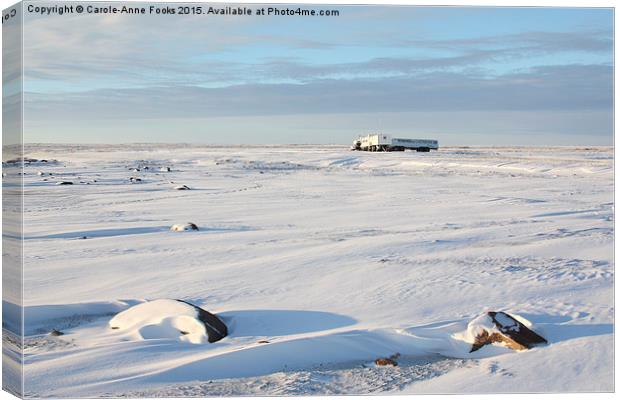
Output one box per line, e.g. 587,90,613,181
352,134,439,152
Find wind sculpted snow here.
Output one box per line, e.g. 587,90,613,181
13,144,613,396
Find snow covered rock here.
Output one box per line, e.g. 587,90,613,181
160,167,171,172
55,181,73,185
108,299,227,344
465,311,547,353
170,222,199,231
174,185,190,190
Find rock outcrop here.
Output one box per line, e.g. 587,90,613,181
470,311,547,353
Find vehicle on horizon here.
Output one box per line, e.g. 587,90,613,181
351,134,439,152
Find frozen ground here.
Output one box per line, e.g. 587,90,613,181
6,144,614,396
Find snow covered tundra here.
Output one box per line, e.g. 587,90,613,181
6,144,614,396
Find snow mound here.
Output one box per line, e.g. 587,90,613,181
109,299,227,344
170,222,199,231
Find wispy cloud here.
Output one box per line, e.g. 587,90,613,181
400,30,613,53
26,63,612,122
23,9,613,90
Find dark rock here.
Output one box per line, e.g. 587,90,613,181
375,352,400,366
176,299,228,343
470,311,547,353
49,329,64,336
375,358,397,367
170,223,199,232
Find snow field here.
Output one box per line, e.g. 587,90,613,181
6,144,612,396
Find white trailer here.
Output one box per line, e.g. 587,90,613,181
356,134,392,152
390,138,439,152
351,134,438,152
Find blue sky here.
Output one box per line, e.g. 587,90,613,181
21,4,613,145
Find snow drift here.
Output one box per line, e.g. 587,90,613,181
109,299,227,344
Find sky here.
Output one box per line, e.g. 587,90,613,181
17,3,614,145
